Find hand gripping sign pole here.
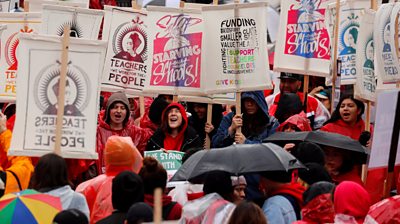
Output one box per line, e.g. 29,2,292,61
204,0,220,149
54,26,71,155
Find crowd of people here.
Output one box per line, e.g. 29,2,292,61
0,72,398,223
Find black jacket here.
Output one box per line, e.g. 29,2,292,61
146,126,203,152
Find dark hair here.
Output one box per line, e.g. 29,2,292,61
31,153,70,191
324,95,364,126
187,102,223,140
139,157,167,194
160,104,187,134
53,209,88,224
228,201,267,224
203,170,234,201
126,202,153,224
303,181,335,205
105,101,130,126
112,171,144,212
322,146,357,174
148,96,170,125
274,93,303,123
241,98,269,137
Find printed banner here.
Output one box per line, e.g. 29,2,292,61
369,90,400,169
10,33,107,159
41,4,103,40
178,93,236,105
0,13,41,102
102,5,114,41
274,0,331,77
355,9,376,102
202,3,272,94
28,0,89,13
327,0,369,84
144,150,185,181
102,7,148,95
375,3,400,83
145,6,205,95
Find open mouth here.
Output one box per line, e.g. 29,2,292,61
169,117,178,122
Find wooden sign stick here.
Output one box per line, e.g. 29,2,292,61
54,26,71,156
331,0,341,114
132,0,141,10
234,0,242,135
153,188,162,224
205,103,213,149
139,96,145,117
204,0,220,149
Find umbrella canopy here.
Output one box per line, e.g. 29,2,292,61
264,131,368,155
170,143,304,182
0,189,62,224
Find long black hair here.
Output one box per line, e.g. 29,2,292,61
241,98,270,137
324,95,364,126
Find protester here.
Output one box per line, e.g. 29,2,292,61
139,157,182,220
231,176,247,205
293,181,335,224
76,136,142,224
212,91,279,147
180,171,236,223
138,95,170,132
97,171,144,224
0,112,33,196
276,113,312,132
322,146,364,186
259,170,305,223
266,72,330,129
364,195,400,223
187,102,224,145
333,181,371,223
96,91,153,174
274,93,303,124
125,202,153,224
31,153,89,219
146,102,202,152
53,209,89,224
314,88,331,112
227,201,267,224
321,95,372,145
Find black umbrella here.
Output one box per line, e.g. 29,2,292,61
264,131,368,155
170,143,304,182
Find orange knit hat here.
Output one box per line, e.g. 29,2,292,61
104,136,143,173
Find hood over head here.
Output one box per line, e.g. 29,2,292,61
104,92,130,126
161,102,188,133
241,91,269,117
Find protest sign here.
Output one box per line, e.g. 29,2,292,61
274,0,331,77
41,4,103,40
9,33,107,159
27,0,88,12
355,9,376,102
102,7,149,94
145,6,205,96
202,2,272,94
374,3,400,83
326,0,370,84
144,150,185,181
102,5,114,41
0,13,41,102
178,93,236,105
369,90,400,169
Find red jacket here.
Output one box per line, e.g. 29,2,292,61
320,119,371,140
96,115,153,174
277,112,312,132
144,194,182,220
293,193,334,224
76,165,134,224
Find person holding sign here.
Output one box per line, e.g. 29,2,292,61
96,92,153,174
212,91,279,147
146,103,202,152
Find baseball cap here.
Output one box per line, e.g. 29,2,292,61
315,90,330,100
279,72,301,81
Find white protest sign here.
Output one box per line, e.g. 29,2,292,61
178,93,236,105
27,0,88,12
145,6,205,96
9,33,107,159
102,7,149,95
274,0,331,77
355,9,376,102
41,4,103,39
144,150,185,181
369,90,400,169
202,3,272,94
0,13,41,102
327,0,370,85
375,3,400,83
